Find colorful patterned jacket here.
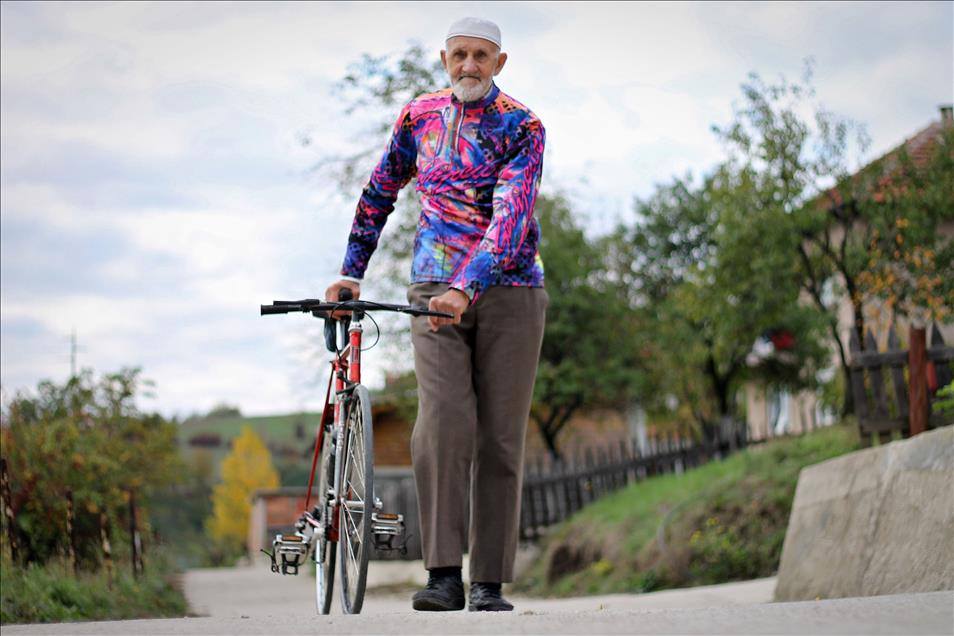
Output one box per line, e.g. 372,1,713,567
340,83,546,300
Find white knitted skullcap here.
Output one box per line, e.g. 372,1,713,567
446,17,501,48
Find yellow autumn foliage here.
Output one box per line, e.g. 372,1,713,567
206,426,279,550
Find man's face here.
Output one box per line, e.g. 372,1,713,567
441,36,508,103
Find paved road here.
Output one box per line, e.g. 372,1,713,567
5,560,953,634
181,560,779,617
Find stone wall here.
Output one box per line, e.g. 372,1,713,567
775,426,954,600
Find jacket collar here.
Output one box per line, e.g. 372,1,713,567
450,82,499,109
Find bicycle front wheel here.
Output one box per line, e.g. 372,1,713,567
338,384,374,614
315,421,336,614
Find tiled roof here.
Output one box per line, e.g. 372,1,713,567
817,110,952,208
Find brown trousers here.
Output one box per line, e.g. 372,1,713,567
407,282,548,582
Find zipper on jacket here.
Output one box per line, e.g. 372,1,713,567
452,102,464,158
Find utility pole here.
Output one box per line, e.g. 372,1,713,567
70,328,77,378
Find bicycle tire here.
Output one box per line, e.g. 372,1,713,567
338,384,373,614
314,422,336,615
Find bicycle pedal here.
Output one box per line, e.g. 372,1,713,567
271,532,309,575
371,512,404,534
371,512,405,552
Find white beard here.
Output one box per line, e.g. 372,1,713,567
452,76,493,103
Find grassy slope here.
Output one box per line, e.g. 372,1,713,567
0,555,188,624
514,424,860,597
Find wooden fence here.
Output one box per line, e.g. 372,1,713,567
849,323,954,446
519,418,748,540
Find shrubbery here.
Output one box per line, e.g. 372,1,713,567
2,368,182,567
0,368,189,622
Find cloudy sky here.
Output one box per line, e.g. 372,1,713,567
2,1,952,418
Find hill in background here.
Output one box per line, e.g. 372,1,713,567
178,410,321,484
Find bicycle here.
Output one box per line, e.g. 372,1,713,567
259,290,451,614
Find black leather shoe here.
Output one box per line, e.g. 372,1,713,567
468,582,514,612
412,571,465,611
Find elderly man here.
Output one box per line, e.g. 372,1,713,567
325,17,547,612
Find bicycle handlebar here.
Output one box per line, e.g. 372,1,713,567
260,299,453,319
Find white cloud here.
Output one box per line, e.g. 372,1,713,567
2,1,951,416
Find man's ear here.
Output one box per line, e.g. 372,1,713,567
494,52,508,76
440,49,447,70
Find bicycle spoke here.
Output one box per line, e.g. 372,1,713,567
349,543,358,576
348,444,366,491
345,524,358,572
347,465,365,497
346,508,362,539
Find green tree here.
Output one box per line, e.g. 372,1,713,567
206,403,242,418
608,162,828,433
149,447,216,568
712,62,875,415
206,426,279,553
1,368,181,567
532,194,649,459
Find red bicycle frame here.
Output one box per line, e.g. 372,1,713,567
302,318,363,542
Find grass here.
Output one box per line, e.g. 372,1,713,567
513,424,861,597
0,553,189,625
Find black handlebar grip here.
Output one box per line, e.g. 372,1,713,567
338,287,354,302
261,304,296,315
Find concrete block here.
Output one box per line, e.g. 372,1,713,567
775,426,954,601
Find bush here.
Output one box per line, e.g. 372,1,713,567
1,368,182,567
935,381,954,413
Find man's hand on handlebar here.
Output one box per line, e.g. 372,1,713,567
427,288,469,332
324,280,361,319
